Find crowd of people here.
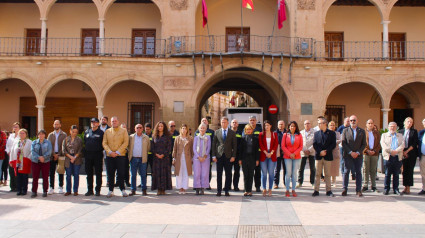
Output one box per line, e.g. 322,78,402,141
0,114,425,198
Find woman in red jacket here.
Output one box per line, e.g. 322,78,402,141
259,120,279,197
282,121,303,197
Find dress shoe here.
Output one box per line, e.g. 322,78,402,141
326,191,335,197
17,191,22,196
234,188,240,192
312,191,319,197
341,190,347,196
216,192,222,197
195,189,200,195
21,191,27,196
394,190,402,196
351,175,356,180
418,190,425,195
85,191,94,196
361,187,368,192
42,192,47,197
95,191,101,196
285,191,290,197
243,192,248,196
137,184,142,188
31,192,37,198
129,190,136,196
383,190,390,195
200,188,204,195
64,192,71,196
356,191,363,197
74,192,78,196
371,187,377,192
256,187,261,192
225,192,230,197
142,190,147,196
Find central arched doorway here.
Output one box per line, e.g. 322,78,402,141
196,67,288,130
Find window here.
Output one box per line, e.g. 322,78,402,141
128,103,154,134
324,32,344,61
325,105,345,128
226,27,250,52
132,29,156,57
26,29,47,56
388,33,406,60
81,29,99,56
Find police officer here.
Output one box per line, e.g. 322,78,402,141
230,119,242,191
84,118,104,196
195,118,215,190
243,115,262,192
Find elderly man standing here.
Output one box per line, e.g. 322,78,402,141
47,120,67,195
362,119,381,193
103,116,129,198
298,120,316,188
341,115,366,197
128,124,151,196
381,122,405,195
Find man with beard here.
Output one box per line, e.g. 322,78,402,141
47,120,67,194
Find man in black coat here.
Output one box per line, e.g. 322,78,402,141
312,118,336,197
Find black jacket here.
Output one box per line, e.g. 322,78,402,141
239,134,259,164
313,129,336,161
84,128,104,152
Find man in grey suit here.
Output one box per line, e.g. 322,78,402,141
212,117,237,196
342,115,367,197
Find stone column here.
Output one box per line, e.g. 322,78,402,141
382,20,390,59
96,105,104,119
381,108,391,129
40,18,47,55
99,18,105,55
36,105,45,131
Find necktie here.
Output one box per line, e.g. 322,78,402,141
223,129,227,142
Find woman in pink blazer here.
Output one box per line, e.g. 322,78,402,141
259,120,279,197
281,121,303,197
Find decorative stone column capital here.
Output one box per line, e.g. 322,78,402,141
381,108,391,112
36,105,45,109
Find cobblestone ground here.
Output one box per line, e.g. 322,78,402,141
0,163,424,238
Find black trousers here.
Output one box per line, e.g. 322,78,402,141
232,159,241,189
242,159,256,193
402,151,417,187
85,150,103,193
16,173,28,193
49,159,64,188
216,155,232,192
254,164,261,189
2,153,9,181
274,156,286,186
147,153,153,186
106,156,127,191
9,164,17,191
298,155,316,185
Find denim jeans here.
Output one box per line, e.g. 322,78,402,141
65,163,81,193
343,157,363,192
284,159,301,191
260,158,276,190
130,157,147,191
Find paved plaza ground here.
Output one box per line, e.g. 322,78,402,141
0,164,424,238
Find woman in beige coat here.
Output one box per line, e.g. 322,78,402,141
172,124,194,194
329,121,341,187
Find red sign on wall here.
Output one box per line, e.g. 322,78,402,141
268,105,278,114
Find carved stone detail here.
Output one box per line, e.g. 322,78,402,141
382,0,390,4
164,77,192,89
297,0,315,10
170,0,188,11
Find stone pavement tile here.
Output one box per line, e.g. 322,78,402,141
0,220,23,228
13,220,72,230
122,233,178,238
65,231,125,238
10,229,74,238
0,228,24,238
266,198,301,226
163,225,217,234
178,235,236,238
62,221,119,232
238,198,270,225
112,223,166,233
215,225,238,235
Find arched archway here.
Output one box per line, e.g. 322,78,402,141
103,80,161,134
195,67,288,130
389,82,425,128
0,78,39,137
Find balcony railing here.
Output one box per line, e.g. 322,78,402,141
0,37,167,57
168,35,314,58
314,41,425,61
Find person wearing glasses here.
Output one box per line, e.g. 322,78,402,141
128,124,151,196
298,120,315,188
341,115,366,197
31,130,52,198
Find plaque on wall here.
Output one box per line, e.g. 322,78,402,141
170,0,188,10
301,103,313,115
297,0,315,10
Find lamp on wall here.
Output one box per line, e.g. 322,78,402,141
97,62,102,66
304,66,311,70
385,66,392,70
36,61,42,65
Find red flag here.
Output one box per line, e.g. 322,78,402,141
278,0,287,29
202,0,208,28
243,0,254,11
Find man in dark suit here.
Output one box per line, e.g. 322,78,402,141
212,117,237,196
312,118,336,197
342,115,367,197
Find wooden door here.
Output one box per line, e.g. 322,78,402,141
129,103,154,133
26,29,42,56
226,27,250,52
389,33,405,60
325,105,345,128
81,29,99,56
324,32,344,61
132,29,156,57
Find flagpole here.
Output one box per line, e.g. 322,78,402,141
240,0,243,35
271,1,278,37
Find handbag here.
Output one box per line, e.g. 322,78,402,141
57,156,66,174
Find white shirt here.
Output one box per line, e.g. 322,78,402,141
266,138,271,150
132,134,143,158
5,133,17,154
100,125,108,132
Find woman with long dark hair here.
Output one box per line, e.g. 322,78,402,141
151,121,172,195
282,121,303,197
259,120,279,197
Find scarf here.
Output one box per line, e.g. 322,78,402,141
17,140,26,170
197,134,208,157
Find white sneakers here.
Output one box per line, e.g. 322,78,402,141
47,188,54,195
121,190,128,197
106,191,114,198
58,187,64,194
